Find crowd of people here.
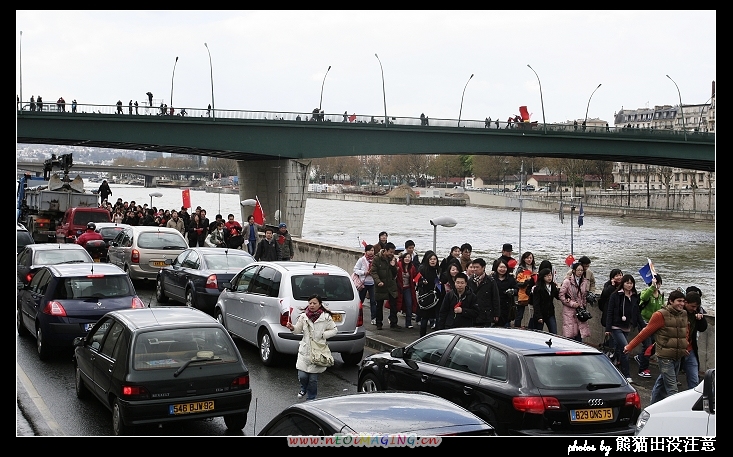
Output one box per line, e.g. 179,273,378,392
96,184,294,260
354,231,708,405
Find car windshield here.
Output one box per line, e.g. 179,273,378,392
525,354,624,389
291,274,355,301
73,212,110,224
99,227,125,239
132,327,239,370
202,253,253,270
35,250,92,265
53,274,134,299
137,232,188,249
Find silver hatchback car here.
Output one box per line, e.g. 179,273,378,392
107,226,188,281
215,261,366,366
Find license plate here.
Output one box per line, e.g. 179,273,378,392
570,408,613,422
332,313,343,323
152,261,166,267
84,323,95,332
170,401,214,415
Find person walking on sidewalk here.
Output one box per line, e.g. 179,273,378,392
437,272,479,330
470,258,501,328
605,274,645,384
285,294,337,400
624,289,689,404
353,244,376,325
416,251,442,337
396,250,419,329
635,274,665,377
681,289,707,390
371,242,399,330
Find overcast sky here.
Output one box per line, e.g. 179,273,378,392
16,10,716,126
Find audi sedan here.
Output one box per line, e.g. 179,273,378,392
155,247,255,313
17,263,145,360
73,307,252,435
358,328,641,436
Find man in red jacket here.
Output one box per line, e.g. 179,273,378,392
75,222,104,248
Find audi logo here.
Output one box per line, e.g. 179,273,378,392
587,398,604,406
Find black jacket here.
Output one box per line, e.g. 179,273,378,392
469,274,500,326
598,280,617,327
605,289,645,333
437,288,479,330
255,237,281,261
532,281,560,322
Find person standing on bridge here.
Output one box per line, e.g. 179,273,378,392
116,100,123,114
146,92,153,108
129,100,133,115
30,96,35,111
134,101,138,115
72,99,77,113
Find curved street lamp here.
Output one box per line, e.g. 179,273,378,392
527,64,546,134
170,56,179,111
458,74,474,127
204,43,215,119
584,83,602,129
375,53,388,126
430,216,457,253
666,75,686,141
149,191,162,208
319,65,331,111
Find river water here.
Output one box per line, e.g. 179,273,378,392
97,182,716,312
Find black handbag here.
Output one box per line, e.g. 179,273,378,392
599,335,616,361
575,306,592,322
417,284,440,310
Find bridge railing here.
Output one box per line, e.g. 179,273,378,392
17,102,715,141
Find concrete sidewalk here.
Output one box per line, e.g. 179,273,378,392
360,303,692,410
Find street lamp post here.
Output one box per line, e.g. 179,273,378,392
666,75,686,141
584,83,602,129
204,43,215,119
430,216,457,253
527,64,546,134
375,53,388,126
19,30,22,111
319,65,331,111
170,56,179,112
458,74,474,127
149,192,162,208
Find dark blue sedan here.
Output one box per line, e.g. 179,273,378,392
156,248,254,313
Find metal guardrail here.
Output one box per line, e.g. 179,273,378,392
17,102,715,141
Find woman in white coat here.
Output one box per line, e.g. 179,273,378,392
285,294,338,400
559,262,591,342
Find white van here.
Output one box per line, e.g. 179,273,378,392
635,368,715,436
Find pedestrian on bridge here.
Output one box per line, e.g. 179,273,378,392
146,92,153,107
116,100,123,114
72,99,77,113
129,100,133,115
134,101,138,115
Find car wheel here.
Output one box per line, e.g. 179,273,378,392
17,306,29,337
475,405,502,433
155,277,168,303
185,288,197,309
340,350,364,366
112,398,130,436
75,365,89,399
358,373,382,392
258,330,280,366
223,412,248,431
215,309,226,328
36,325,50,360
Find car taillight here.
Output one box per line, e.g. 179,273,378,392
626,392,641,409
131,249,140,263
230,375,250,389
121,385,150,398
357,300,364,327
280,311,290,326
205,274,218,289
131,297,145,309
25,272,35,283
512,396,560,414
43,300,67,317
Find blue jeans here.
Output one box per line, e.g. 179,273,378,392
297,370,319,400
610,329,630,378
514,304,535,328
401,288,413,327
535,315,557,334
247,239,256,255
681,352,700,390
359,284,376,319
651,357,681,404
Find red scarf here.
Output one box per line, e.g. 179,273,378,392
306,307,323,323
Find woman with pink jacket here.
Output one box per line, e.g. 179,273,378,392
559,262,591,342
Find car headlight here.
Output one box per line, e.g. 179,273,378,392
634,410,650,435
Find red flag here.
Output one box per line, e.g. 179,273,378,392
361,239,367,247
253,196,265,225
181,189,191,209
413,272,423,284
348,113,356,122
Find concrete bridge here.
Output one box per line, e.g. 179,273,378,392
17,104,715,237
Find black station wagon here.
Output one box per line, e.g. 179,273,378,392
358,328,641,436
73,307,252,435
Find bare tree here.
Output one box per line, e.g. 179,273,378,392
689,171,698,212
430,155,464,188
207,157,238,178
658,166,674,209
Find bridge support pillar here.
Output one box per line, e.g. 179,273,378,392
144,175,154,188
237,159,311,237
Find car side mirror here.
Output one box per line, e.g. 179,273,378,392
164,258,173,265
702,368,715,414
223,282,232,290
73,336,85,348
390,347,405,359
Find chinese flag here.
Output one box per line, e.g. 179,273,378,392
181,189,191,209
253,196,265,225
348,113,356,122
